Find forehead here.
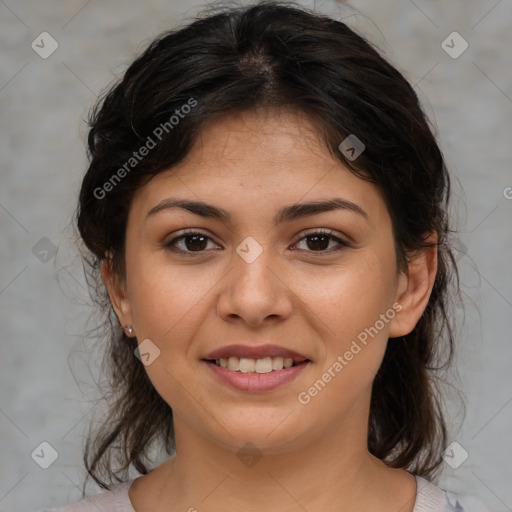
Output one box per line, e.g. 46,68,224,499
129,108,388,226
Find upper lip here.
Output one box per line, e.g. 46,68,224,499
203,344,310,363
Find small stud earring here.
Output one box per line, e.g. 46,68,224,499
124,325,134,336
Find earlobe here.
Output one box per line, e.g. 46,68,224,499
101,256,133,330
388,233,438,338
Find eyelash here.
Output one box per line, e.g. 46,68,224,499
164,228,351,257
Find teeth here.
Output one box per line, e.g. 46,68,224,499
272,356,284,370
239,358,255,373
227,356,239,371
255,357,272,373
215,356,300,372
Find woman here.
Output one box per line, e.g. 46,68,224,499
37,2,488,511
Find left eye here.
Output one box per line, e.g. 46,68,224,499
165,230,349,255
293,230,349,253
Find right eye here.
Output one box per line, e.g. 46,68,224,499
164,230,221,256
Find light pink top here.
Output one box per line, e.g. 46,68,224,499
36,474,489,512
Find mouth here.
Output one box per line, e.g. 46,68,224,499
201,344,311,390
202,344,310,373
206,355,307,373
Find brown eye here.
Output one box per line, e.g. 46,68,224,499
293,231,349,254
165,231,219,254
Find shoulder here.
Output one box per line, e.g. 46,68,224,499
33,478,138,512
414,475,490,512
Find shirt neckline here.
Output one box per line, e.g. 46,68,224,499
116,473,448,512
115,476,140,512
413,474,449,512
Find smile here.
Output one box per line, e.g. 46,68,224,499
213,356,298,373
202,344,311,391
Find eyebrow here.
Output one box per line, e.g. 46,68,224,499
145,196,369,226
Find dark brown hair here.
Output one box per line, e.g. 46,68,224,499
75,0,462,495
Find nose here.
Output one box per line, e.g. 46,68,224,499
216,241,293,328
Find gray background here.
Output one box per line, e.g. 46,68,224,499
1,0,511,510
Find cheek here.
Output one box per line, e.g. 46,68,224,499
126,257,222,357
296,267,393,422
303,257,397,344
297,254,397,406
129,269,181,335
124,263,212,412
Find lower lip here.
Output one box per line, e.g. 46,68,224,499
204,360,310,392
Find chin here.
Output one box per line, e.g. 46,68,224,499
208,409,308,454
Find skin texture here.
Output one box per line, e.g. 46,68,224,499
102,107,437,512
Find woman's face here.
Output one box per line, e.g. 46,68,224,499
105,107,429,455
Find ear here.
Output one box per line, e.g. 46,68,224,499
388,232,438,338
101,254,134,333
